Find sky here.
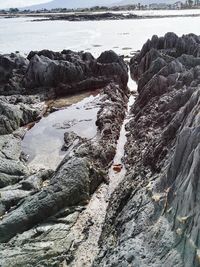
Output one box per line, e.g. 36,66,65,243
0,0,50,8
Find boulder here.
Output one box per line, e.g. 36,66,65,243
0,99,40,135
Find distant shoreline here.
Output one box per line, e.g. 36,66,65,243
1,12,200,21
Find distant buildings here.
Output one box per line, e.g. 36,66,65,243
173,1,183,9
149,1,182,10
148,0,199,10
1,0,200,14
149,3,169,9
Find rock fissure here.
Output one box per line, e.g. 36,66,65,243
93,32,200,267
1,32,200,267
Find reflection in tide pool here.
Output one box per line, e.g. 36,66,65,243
22,93,101,170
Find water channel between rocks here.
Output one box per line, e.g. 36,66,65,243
21,69,137,266
66,74,137,267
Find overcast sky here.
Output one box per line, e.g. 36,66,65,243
0,0,50,8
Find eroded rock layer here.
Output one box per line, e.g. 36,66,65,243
0,50,128,266
94,33,200,267
1,32,200,267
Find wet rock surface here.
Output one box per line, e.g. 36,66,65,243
0,49,129,266
93,33,200,267
1,33,200,267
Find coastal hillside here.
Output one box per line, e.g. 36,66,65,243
25,0,119,10
24,0,182,10
117,0,179,6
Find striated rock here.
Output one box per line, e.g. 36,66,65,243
21,169,54,191
0,99,40,135
24,54,85,88
0,156,99,243
93,33,200,267
3,34,200,267
0,53,28,82
0,53,29,95
0,134,28,188
24,49,128,95
0,48,128,266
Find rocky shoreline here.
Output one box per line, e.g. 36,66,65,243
32,12,139,21
33,13,200,22
1,32,200,266
2,12,200,22
94,33,200,267
0,49,129,265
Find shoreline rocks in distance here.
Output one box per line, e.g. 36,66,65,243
26,12,200,22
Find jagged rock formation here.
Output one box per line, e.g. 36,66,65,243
2,32,200,267
25,49,128,93
32,12,139,22
0,50,127,138
0,50,129,266
93,33,200,267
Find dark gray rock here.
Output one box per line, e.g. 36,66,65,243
0,156,94,242
24,54,85,88
0,53,29,96
0,53,28,83
0,99,40,135
0,134,28,188
93,33,200,267
61,131,80,151
24,50,128,95
0,48,129,266
21,169,54,191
